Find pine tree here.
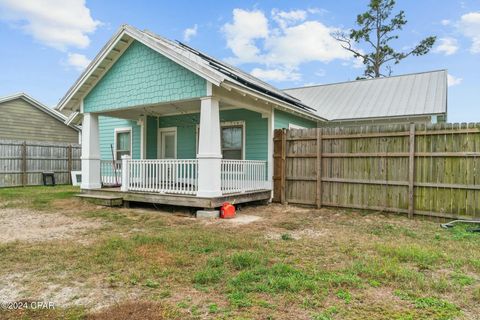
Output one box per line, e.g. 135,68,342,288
334,0,436,78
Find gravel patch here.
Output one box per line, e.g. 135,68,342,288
0,208,103,243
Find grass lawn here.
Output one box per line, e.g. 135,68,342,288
0,186,479,319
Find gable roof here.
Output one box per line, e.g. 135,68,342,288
57,25,322,121
0,93,80,131
284,70,448,121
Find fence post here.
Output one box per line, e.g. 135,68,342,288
316,128,323,208
280,128,287,204
21,141,27,187
408,123,416,218
67,145,73,184
121,155,130,192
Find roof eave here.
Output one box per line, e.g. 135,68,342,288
56,26,127,112
222,81,326,122
57,25,225,113
329,111,447,123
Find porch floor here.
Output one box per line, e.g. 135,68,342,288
81,188,271,209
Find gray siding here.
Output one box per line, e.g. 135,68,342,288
0,98,78,143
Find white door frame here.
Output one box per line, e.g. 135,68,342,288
157,127,177,159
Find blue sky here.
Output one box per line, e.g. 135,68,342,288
0,0,479,122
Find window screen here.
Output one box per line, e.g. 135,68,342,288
116,130,131,159
221,126,243,160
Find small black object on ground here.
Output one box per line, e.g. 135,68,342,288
42,172,55,186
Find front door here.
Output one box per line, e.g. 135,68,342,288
159,128,177,159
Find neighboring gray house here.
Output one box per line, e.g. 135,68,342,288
0,93,80,143
284,70,447,126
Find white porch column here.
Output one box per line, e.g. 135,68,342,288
120,155,130,192
81,113,101,189
197,96,222,197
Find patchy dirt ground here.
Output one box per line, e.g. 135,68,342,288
0,208,104,243
0,186,479,320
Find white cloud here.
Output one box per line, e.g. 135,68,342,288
271,9,307,29
307,8,328,15
183,24,198,42
447,74,462,87
264,21,351,67
441,19,451,26
221,9,269,63
459,12,480,53
66,53,90,71
0,0,101,51
250,67,300,82
434,37,459,55
222,8,352,82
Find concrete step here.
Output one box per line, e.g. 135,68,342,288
76,194,123,207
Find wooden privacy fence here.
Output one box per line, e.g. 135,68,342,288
0,139,81,187
273,123,480,220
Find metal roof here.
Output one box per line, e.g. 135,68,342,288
283,70,448,121
142,30,315,113
57,25,322,121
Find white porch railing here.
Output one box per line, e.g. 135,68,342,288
100,160,122,186
127,159,198,195
221,160,269,194
116,158,269,196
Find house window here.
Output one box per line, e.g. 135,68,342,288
221,125,243,160
115,128,132,160
196,121,245,159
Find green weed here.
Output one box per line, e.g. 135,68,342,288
231,251,262,270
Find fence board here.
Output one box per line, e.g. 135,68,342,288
0,139,81,187
273,123,480,219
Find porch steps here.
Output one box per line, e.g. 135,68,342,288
76,194,124,207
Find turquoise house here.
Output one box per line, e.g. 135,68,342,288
58,25,323,208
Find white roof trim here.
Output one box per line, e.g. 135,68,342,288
65,111,83,126
55,25,319,121
0,93,80,131
57,27,127,112
221,81,326,122
130,27,224,86
56,25,225,112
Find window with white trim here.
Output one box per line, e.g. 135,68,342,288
221,125,243,160
115,128,132,160
196,121,245,160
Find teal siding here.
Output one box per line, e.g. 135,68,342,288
99,116,141,160
274,109,317,129
158,109,268,161
222,109,268,161
99,109,268,162
84,41,206,113
146,116,158,159
159,113,198,159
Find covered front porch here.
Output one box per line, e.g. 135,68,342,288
58,25,321,208
81,88,273,207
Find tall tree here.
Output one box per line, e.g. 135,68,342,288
334,0,436,78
